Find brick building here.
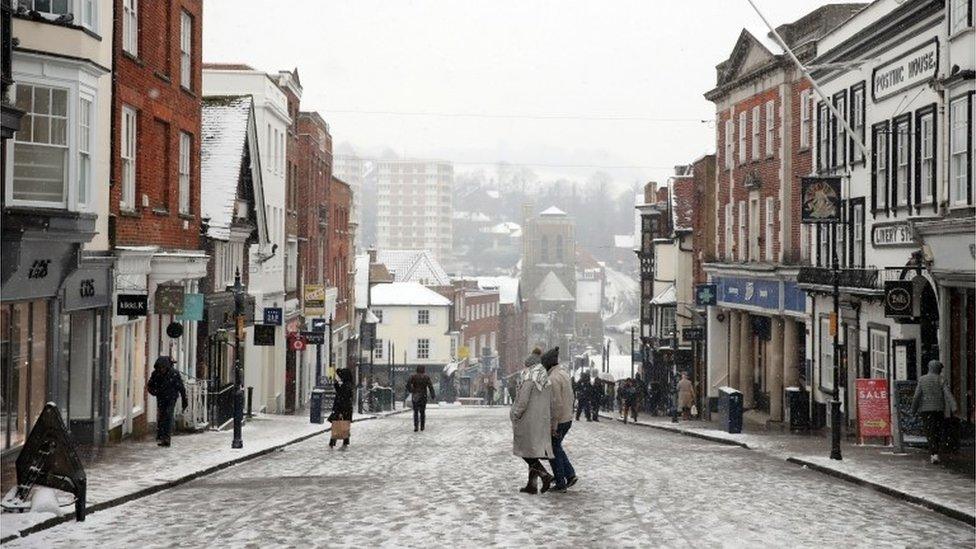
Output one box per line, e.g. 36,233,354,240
329,175,353,373
111,0,207,437
702,4,864,421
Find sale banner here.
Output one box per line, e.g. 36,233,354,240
856,378,891,439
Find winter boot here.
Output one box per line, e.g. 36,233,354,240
532,466,554,494
329,438,336,448
343,438,350,447
519,470,538,494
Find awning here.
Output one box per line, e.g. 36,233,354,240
650,285,676,305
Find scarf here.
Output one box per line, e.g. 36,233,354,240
524,363,551,392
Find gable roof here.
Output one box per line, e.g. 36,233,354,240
534,271,574,302
540,206,567,217
201,95,258,240
371,282,452,307
376,250,450,286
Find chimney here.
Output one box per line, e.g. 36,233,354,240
367,247,377,264
644,181,657,204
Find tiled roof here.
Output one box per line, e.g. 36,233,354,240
201,96,252,240
376,250,450,286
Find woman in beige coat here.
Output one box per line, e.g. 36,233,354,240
511,348,557,494
677,371,696,420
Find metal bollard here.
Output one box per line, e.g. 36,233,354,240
246,386,254,417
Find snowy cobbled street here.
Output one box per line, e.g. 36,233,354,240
11,407,975,548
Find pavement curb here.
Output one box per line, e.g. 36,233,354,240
1,411,406,544
598,414,751,450
786,457,976,526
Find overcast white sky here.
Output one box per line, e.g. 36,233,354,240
203,0,842,188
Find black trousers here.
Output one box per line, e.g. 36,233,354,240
921,411,944,456
413,400,427,430
157,399,177,441
522,457,549,475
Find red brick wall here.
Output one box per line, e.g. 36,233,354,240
462,292,501,358
296,112,332,295
111,0,202,250
330,178,352,326
789,79,814,263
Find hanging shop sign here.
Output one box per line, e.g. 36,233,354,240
872,222,916,248
682,327,705,342
304,285,325,314
117,294,148,317
178,293,204,322
884,280,914,317
254,324,276,346
155,284,185,315
800,177,842,223
695,284,717,307
289,334,306,352
872,38,938,102
311,317,327,333
855,378,891,439
263,307,283,326
302,331,326,345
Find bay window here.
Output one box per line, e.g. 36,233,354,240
12,84,69,205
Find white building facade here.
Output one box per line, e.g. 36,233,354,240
375,159,453,261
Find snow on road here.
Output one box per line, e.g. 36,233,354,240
11,408,973,548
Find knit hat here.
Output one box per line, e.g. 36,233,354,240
541,346,559,367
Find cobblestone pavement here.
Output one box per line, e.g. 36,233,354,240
11,407,975,548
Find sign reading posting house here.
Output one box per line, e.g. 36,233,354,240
801,177,842,223
872,39,939,101
855,378,891,439
884,280,914,318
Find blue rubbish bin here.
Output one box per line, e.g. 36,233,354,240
718,386,743,434
310,388,325,424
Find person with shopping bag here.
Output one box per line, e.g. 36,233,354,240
329,368,354,449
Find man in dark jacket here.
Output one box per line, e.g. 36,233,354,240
575,372,591,421
407,365,436,432
147,356,187,447
912,360,958,464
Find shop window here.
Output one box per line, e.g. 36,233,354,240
869,327,889,380
820,317,834,392
1,301,49,450
872,122,889,212
800,90,811,149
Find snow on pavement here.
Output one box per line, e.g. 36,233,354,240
9,407,974,548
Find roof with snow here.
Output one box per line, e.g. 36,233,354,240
476,276,520,305
540,206,567,217
201,95,253,240
614,234,635,249
576,279,602,313
481,221,522,237
534,272,574,302
370,282,452,307
376,250,450,286
650,284,676,306
355,254,370,309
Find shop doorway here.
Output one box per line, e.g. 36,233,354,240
285,349,296,413
59,309,104,445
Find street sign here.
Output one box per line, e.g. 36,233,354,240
884,280,914,317
855,378,890,439
178,293,204,322
302,331,326,345
253,324,276,346
800,176,842,223
289,335,306,351
682,327,705,342
263,307,283,326
117,294,148,317
695,284,717,307
311,318,327,333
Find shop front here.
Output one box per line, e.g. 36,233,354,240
199,291,255,428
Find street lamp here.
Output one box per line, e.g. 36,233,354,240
231,268,245,449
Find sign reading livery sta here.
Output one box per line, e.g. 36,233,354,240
800,177,842,223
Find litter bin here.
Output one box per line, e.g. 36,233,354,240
785,386,809,432
717,386,743,434
310,387,326,424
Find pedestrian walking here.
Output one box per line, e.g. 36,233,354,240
329,368,354,448
575,371,592,421
486,378,496,407
146,356,187,447
546,351,577,492
911,360,958,464
677,372,696,421
620,379,639,424
511,347,556,494
407,365,437,432
589,376,602,421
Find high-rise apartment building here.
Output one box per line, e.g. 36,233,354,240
375,159,453,261
334,153,364,250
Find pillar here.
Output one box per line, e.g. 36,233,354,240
783,320,799,389
769,317,784,421
728,311,740,391
739,312,754,409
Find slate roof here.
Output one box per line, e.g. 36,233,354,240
376,250,450,286
201,95,252,240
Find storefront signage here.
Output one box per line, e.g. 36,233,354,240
302,331,326,345
872,39,938,102
682,327,704,342
872,223,916,247
855,378,891,439
893,380,926,446
1,240,74,301
884,280,914,317
304,285,325,313
178,293,204,322
311,317,327,333
801,177,842,223
695,284,717,306
263,307,283,326
253,324,276,346
155,284,185,315
715,277,780,311
62,265,111,312
289,334,306,351
117,294,148,317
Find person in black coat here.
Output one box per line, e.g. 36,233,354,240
147,356,187,447
330,368,355,447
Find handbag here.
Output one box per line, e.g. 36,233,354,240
690,404,698,417
330,420,351,440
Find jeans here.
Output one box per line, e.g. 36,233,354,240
157,399,176,442
549,421,575,487
413,399,427,430
921,411,944,456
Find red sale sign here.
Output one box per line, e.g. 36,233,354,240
856,378,891,439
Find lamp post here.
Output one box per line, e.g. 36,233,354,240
231,269,245,449
830,231,843,461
